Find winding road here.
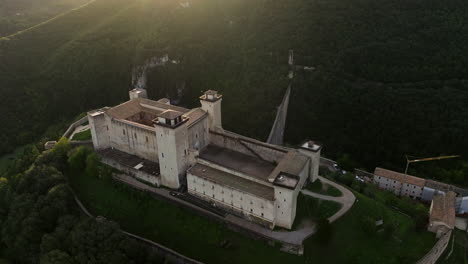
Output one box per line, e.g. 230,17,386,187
301,176,356,223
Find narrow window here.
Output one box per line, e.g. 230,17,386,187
106,125,109,131
212,194,215,198
261,213,264,217
123,129,126,135
212,185,214,190
284,199,286,202
162,153,164,158
196,133,198,138
250,209,253,213
134,133,137,139
146,136,149,142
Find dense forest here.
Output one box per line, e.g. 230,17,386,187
0,0,467,185
0,139,168,263
0,0,90,37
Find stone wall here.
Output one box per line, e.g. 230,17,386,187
109,119,159,162
63,116,88,138
209,131,286,163
100,156,161,186
187,118,209,151
416,231,452,264
187,172,276,227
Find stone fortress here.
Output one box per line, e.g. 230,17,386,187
88,88,321,229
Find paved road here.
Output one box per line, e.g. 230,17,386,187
113,173,357,247
114,174,315,246
301,176,356,223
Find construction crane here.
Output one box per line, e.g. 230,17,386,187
404,155,460,175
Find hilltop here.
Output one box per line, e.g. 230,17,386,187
1,0,468,184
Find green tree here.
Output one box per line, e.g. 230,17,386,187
67,146,91,172
85,152,100,178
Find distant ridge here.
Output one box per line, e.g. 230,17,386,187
0,0,97,40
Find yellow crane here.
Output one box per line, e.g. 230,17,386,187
404,155,460,175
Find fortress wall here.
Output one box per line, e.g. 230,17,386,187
109,119,158,162
416,231,452,264
188,118,209,151
209,131,286,163
187,173,276,226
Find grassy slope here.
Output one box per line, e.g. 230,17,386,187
71,168,436,264
438,229,468,264
304,179,342,197
1,0,468,175
71,129,91,141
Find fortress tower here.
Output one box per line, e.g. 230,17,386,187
129,88,148,100
298,140,322,182
200,90,222,130
153,110,190,189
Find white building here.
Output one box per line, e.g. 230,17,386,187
373,167,425,199
88,89,321,229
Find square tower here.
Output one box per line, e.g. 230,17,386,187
298,140,322,182
200,90,222,130
129,88,148,100
153,110,190,189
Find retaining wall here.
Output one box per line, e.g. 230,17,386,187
63,116,88,138
416,231,452,264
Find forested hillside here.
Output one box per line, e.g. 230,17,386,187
1,0,467,185
0,140,167,263
0,0,90,37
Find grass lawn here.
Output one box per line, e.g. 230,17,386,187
70,169,437,264
72,129,91,141
438,229,468,264
304,179,342,197
293,194,342,229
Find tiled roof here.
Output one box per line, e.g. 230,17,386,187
106,98,190,120
374,167,426,187
188,163,274,201
268,150,309,183
158,110,184,119
430,191,456,229
186,108,208,127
